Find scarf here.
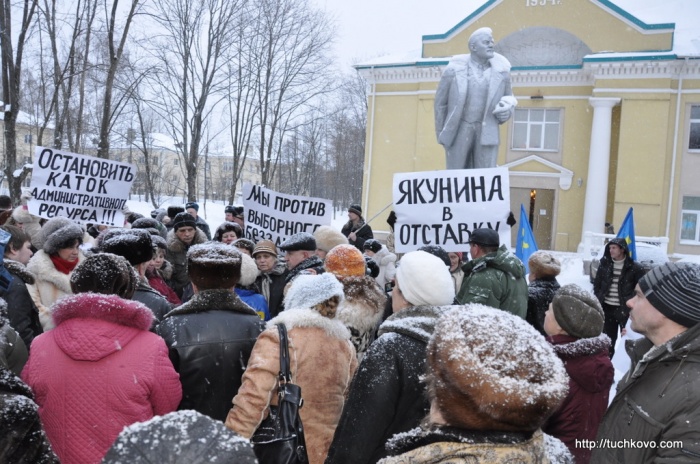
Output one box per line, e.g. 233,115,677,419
50,254,79,274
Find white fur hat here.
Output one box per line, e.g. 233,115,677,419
284,273,344,310
396,251,455,307
238,252,260,287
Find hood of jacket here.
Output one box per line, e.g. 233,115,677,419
26,249,86,294
269,307,351,341
164,288,257,318
3,259,35,285
548,334,612,392
601,237,632,262
165,228,208,254
50,293,154,362
463,245,526,280
378,305,452,344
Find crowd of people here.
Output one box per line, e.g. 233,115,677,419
1,194,699,463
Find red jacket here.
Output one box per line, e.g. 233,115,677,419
21,293,182,464
147,272,182,306
543,334,613,464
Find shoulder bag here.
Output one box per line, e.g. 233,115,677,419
251,323,308,464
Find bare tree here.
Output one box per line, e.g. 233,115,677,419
251,0,336,187
0,0,39,202
145,0,242,201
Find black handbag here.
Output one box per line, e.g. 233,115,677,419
251,323,308,464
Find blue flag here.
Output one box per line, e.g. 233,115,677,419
515,204,538,273
616,207,637,261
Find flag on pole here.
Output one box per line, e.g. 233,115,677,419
616,207,637,260
516,204,538,273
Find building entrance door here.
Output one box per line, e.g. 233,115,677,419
510,188,555,251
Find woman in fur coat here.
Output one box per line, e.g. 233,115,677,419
226,273,358,464
26,217,87,330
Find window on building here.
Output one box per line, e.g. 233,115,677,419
223,161,233,172
512,108,561,151
173,159,179,166
689,106,700,150
681,196,700,243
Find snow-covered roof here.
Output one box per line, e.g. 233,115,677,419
356,0,700,68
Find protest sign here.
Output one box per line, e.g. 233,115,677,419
243,183,332,245
393,167,511,252
28,146,136,226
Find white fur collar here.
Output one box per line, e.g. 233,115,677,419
26,249,84,294
269,308,351,341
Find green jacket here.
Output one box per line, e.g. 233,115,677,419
456,245,528,318
591,324,700,463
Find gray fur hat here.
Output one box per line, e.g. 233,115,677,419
36,217,84,255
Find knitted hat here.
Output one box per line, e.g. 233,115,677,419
468,228,499,247
238,252,260,286
348,204,362,217
36,217,84,255
427,305,568,432
70,253,138,299
363,239,382,254
638,262,700,328
172,212,197,231
233,238,255,255
188,242,242,290
325,244,366,278
284,273,344,311
253,240,277,257
278,232,316,252
100,229,154,265
418,245,450,267
528,251,561,278
185,202,199,212
551,284,604,339
313,226,348,253
396,251,455,306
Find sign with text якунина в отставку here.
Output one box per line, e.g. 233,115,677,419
242,183,332,246
393,167,511,253
28,146,136,226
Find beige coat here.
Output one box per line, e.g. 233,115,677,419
26,249,86,330
226,308,358,464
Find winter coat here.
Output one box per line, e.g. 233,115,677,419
226,308,358,464
255,261,289,318
379,427,569,464
21,293,182,464
134,278,173,323
593,240,645,313
286,254,325,283
372,246,397,289
456,245,528,318
0,259,43,350
157,289,265,421
341,220,373,251
165,227,208,298
326,305,449,464
103,410,257,464
592,323,700,463
235,287,270,320
335,275,387,361
526,277,561,335
26,248,86,330
147,260,181,306
0,366,59,464
544,334,613,463
0,305,28,376
194,215,211,240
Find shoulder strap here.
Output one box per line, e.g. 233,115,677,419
276,323,292,383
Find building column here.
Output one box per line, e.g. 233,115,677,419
580,97,621,241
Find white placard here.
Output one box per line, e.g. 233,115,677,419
28,146,136,226
392,167,511,252
242,183,332,246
